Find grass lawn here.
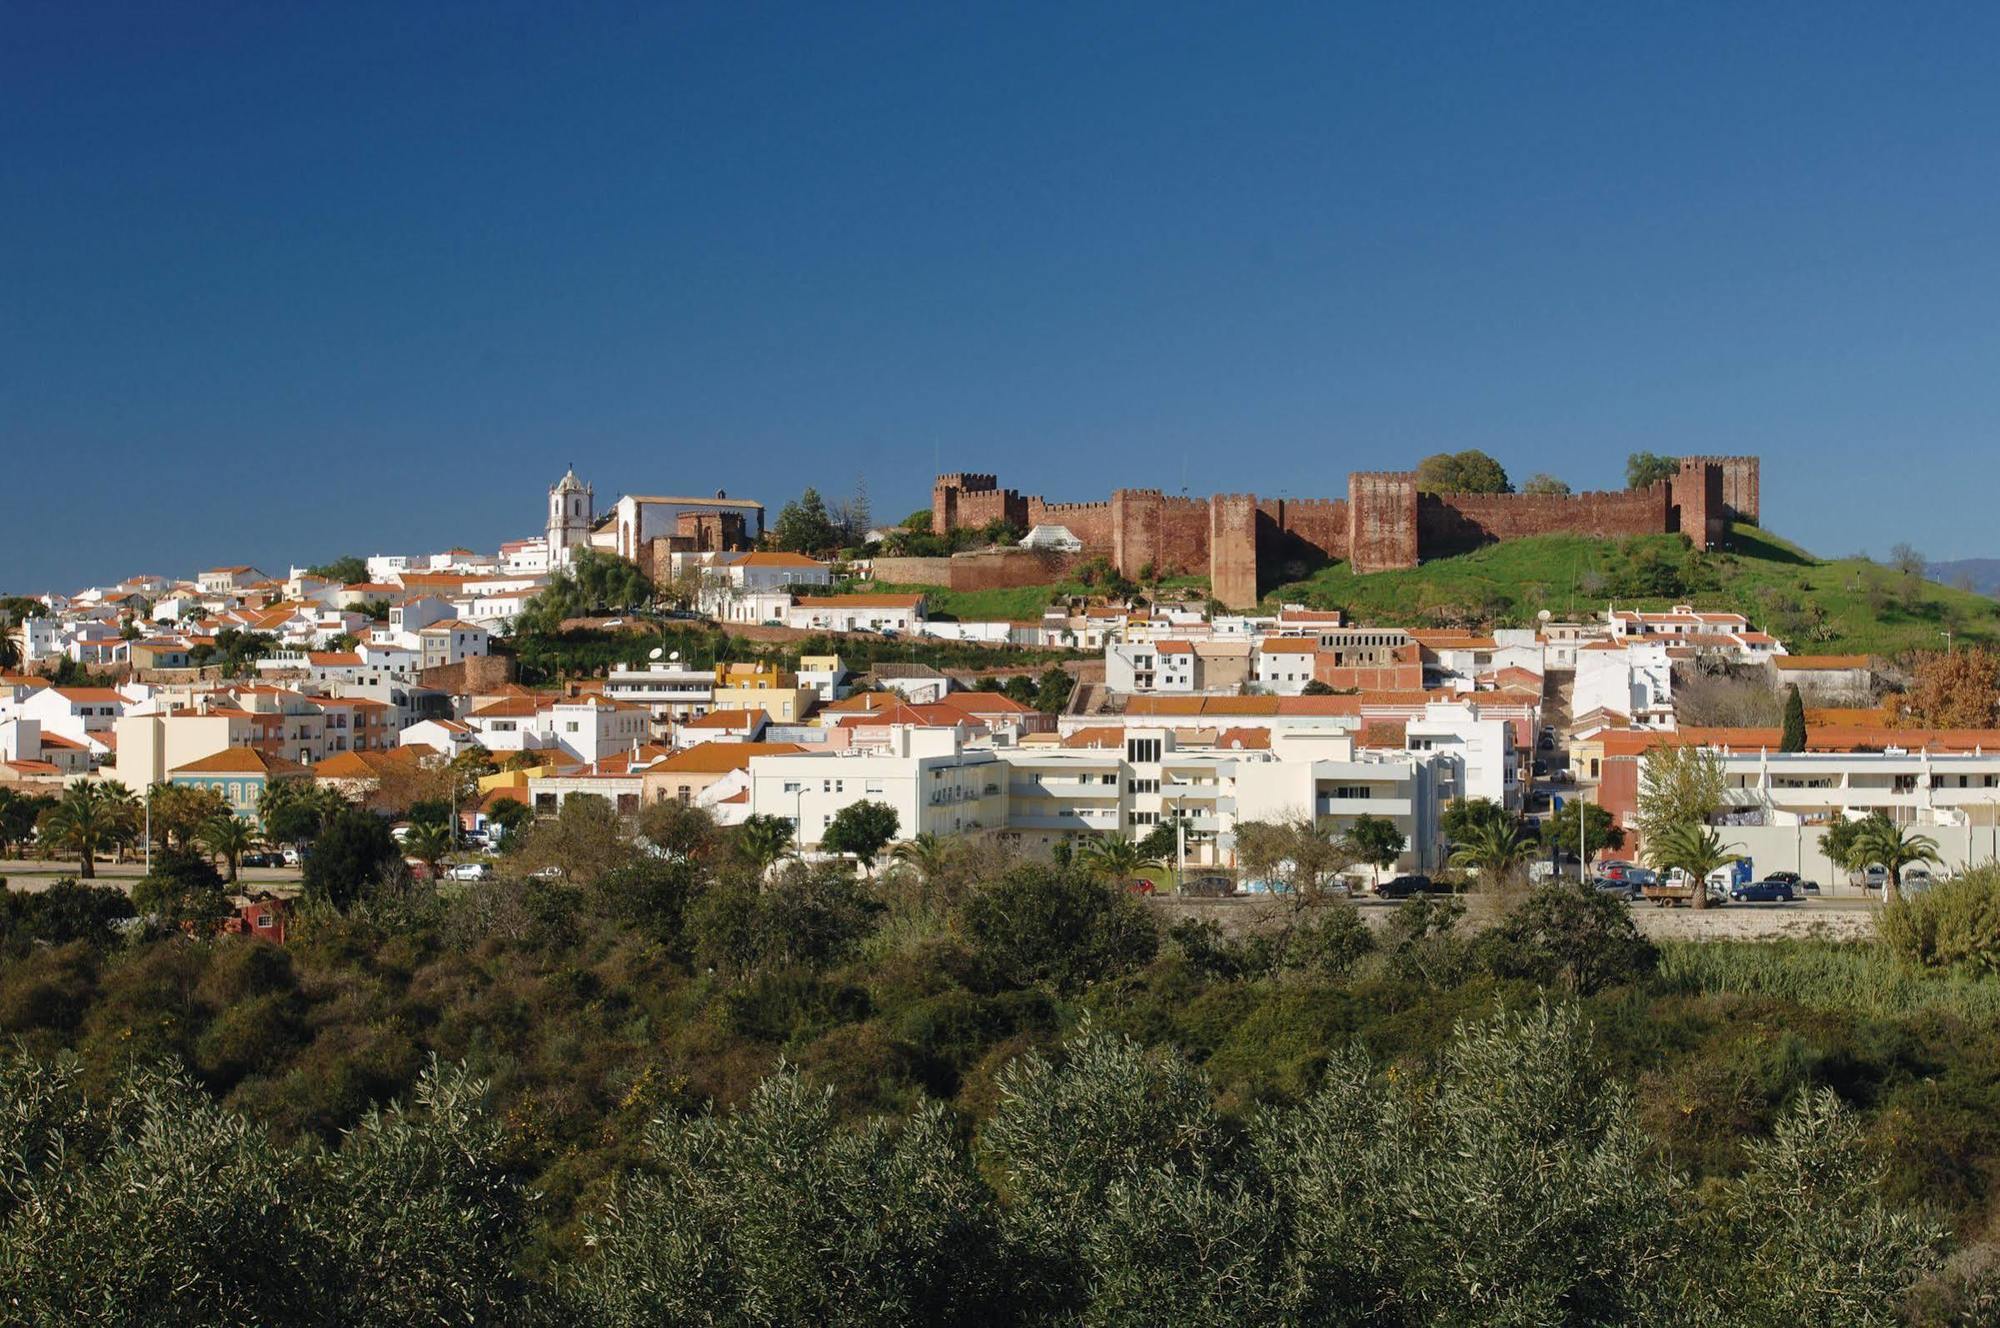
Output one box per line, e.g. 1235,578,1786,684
1262,525,2000,657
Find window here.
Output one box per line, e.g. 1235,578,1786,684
1128,778,1159,793
1332,785,1372,800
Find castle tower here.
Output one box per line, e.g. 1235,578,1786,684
547,467,594,568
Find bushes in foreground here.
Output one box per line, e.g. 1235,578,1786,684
3,1005,1979,1325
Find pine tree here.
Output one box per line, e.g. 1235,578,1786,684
1780,684,1807,752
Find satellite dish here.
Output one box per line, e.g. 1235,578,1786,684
669,651,680,662
1537,609,1552,623
648,647,663,660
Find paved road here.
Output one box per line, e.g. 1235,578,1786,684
0,860,303,893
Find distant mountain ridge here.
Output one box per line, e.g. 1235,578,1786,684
1927,559,2000,596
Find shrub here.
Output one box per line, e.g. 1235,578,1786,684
956,864,1158,993
1880,865,2000,975
303,810,398,910
1479,881,1658,994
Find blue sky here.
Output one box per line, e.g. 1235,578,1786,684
7,2,2000,590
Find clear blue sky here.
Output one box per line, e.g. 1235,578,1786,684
8,2,2000,591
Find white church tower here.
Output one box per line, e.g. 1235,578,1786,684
547,466,594,568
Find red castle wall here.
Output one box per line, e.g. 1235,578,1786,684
930,457,1754,607
1417,485,1670,558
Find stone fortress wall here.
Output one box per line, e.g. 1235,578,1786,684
930,458,1759,608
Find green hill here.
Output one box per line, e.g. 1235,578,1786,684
1264,525,2000,657
881,526,2000,657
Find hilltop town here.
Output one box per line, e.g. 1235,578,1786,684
6,448,1997,904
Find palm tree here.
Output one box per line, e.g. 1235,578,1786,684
1447,816,1536,888
198,814,256,884
734,814,796,877
1076,835,1164,884
1852,820,1942,902
0,631,19,671
1646,822,1739,911
38,780,139,879
403,820,454,882
890,831,956,883
99,781,140,864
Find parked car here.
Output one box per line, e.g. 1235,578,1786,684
240,850,283,869
1241,878,1291,895
1124,877,1157,896
1861,865,1889,890
1730,878,1798,903
282,846,304,867
529,865,566,881
1376,874,1447,899
1765,870,1819,894
1595,860,1640,882
446,862,494,882
1592,876,1644,901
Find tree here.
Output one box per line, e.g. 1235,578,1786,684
1075,835,1164,884
575,1069,996,1325
1441,797,1512,843
131,846,231,929
403,820,454,882
37,781,138,879
149,783,232,851
956,863,1158,992
307,555,370,584
484,796,532,843
820,799,900,870
1300,678,1336,696
1344,814,1406,887
508,794,630,886
1889,542,1926,577
1902,647,1999,729
1645,822,1738,911
772,487,840,554
302,808,399,909
1032,665,1075,715
1539,800,1625,863
1819,812,1892,883
733,813,798,876
1479,882,1657,994
1447,816,1535,888
1780,684,1808,752
1235,815,1356,897
0,789,55,859
1632,744,1727,850
198,814,256,883
890,831,957,883
259,780,347,848
635,799,720,862
1521,473,1572,496
1851,819,1941,902
1415,450,1511,495
1625,452,1680,490
833,476,873,546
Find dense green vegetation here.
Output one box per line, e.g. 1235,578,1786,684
506,621,1086,685
1266,525,2000,653
10,818,2000,1321
869,571,1211,623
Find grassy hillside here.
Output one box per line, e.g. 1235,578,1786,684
870,574,1210,622
1263,525,2000,657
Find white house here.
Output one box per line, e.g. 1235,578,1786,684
785,594,926,634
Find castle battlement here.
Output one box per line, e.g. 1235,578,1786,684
932,457,1760,607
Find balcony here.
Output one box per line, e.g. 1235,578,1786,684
1009,779,1121,799
1317,796,1412,819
